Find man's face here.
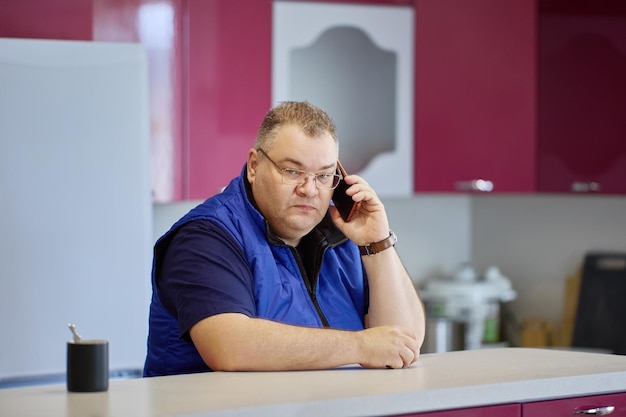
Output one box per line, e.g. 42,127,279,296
247,125,338,246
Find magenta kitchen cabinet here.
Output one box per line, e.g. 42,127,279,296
184,0,272,200
93,0,270,201
395,403,521,417
537,0,626,194
183,0,416,200
414,0,537,193
0,0,92,40
393,392,626,417
104,0,626,198
523,392,626,416
414,0,626,195
185,0,417,200
96,0,272,201
4,0,626,199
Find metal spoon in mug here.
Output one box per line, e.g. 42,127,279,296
68,323,82,343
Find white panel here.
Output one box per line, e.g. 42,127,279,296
273,2,414,196
383,196,473,285
0,38,152,380
471,195,626,325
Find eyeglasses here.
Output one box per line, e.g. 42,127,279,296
257,148,342,190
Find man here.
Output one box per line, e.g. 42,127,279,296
144,101,425,376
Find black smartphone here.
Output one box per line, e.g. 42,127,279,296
332,160,357,222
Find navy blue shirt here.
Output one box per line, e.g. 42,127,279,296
158,220,256,340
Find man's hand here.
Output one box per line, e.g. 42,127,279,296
356,325,420,369
329,174,390,246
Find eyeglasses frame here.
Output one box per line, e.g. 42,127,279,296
256,148,343,190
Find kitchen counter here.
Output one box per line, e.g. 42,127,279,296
1,348,625,417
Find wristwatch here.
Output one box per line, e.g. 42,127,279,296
359,231,397,256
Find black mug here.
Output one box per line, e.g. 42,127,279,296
66,340,109,392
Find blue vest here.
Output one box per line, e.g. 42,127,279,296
144,166,366,376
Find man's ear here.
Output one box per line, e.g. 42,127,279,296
246,148,259,183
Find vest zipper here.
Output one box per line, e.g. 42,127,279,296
291,247,330,328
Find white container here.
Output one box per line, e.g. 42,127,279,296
421,265,516,350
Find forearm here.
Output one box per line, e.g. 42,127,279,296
190,313,361,371
362,247,426,344
190,312,420,371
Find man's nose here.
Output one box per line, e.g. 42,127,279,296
297,174,319,195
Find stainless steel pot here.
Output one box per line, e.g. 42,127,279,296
422,318,466,353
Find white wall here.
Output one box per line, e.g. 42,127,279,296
471,195,626,326
382,196,472,283
153,200,204,242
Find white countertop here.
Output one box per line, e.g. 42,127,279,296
1,348,626,417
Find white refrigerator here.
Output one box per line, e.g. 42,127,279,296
0,38,153,385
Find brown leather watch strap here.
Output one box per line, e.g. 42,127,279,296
359,231,397,256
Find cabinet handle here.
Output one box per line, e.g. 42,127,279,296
570,181,601,192
573,405,615,415
455,179,494,192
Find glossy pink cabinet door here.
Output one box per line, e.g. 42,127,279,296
537,2,626,194
93,0,270,201
185,0,272,199
414,0,537,193
395,403,521,417
523,392,626,416
0,0,92,40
